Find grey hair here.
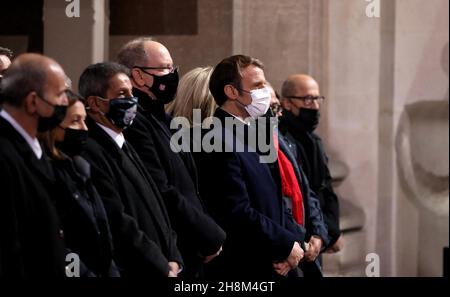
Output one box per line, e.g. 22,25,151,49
281,79,297,99
117,37,154,69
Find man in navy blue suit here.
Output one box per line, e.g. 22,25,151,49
194,55,307,278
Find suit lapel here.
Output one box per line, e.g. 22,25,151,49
86,117,123,160
86,117,148,200
86,117,170,231
140,106,172,141
124,142,172,228
143,107,200,190
0,117,56,183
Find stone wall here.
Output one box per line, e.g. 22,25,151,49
3,0,446,277
393,0,449,276
108,0,449,276
109,0,233,76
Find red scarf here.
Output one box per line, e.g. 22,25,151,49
275,135,304,225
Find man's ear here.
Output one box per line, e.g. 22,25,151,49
131,68,150,88
224,84,239,101
86,95,101,113
24,91,38,115
281,98,292,111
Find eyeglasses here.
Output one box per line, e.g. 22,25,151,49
286,95,325,105
134,65,178,73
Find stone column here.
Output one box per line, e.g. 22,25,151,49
43,0,109,90
324,0,381,275
109,0,233,76
231,0,331,139
393,0,449,276
232,0,311,92
376,0,398,277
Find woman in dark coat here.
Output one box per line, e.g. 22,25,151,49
39,96,119,277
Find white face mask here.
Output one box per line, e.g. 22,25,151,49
243,86,271,119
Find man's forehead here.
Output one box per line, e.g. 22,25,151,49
47,63,66,79
143,42,173,65
289,81,317,95
110,73,131,87
46,65,67,88
241,65,265,81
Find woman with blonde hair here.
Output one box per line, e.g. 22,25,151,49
166,66,216,126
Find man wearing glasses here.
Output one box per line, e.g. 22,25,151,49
279,74,343,255
118,38,225,277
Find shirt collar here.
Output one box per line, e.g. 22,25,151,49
0,109,43,159
221,108,251,126
96,123,125,149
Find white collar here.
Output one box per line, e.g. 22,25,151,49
222,108,250,126
96,123,125,149
0,109,43,159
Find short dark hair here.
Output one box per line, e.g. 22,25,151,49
1,55,47,107
209,55,264,106
0,47,14,59
78,62,130,99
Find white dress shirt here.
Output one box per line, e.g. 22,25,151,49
0,109,43,159
96,123,125,149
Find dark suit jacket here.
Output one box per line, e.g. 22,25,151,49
278,132,329,277
278,133,329,245
81,116,182,277
193,108,306,278
279,115,341,247
124,89,226,277
0,117,66,277
52,155,119,277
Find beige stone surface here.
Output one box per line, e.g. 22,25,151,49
43,0,108,91
28,0,448,277
109,0,233,77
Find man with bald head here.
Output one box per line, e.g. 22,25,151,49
279,74,343,254
0,53,69,276
118,37,225,277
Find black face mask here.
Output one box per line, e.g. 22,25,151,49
100,96,138,130
144,68,179,104
57,128,88,157
37,96,68,132
297,108,320,132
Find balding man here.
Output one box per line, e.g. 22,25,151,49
78,62,184,277
279,74,343,253
265,84,329,276
0,53,69,277
118,38,225,277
